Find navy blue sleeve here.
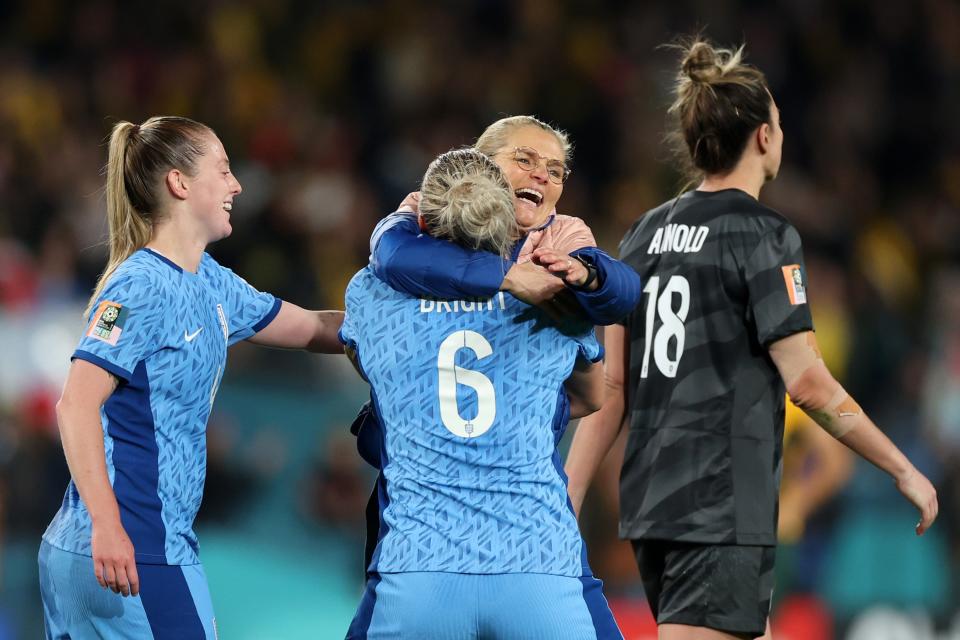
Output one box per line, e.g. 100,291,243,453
568,247,642,326
370,213,511,299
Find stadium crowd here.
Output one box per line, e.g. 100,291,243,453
0,1,958,637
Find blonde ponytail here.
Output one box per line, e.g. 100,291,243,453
85,122,152,317
84,116,212,317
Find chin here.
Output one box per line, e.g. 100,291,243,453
516,209,546,230
209,224,233,243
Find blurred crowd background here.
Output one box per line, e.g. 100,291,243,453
1,1,958,638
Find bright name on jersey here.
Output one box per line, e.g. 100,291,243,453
419,292,507,313
648,224,710,255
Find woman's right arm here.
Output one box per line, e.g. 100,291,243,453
564,324,630,517
371,213,566,304
769,331,938,534
371,213,510,299
57,359,139,597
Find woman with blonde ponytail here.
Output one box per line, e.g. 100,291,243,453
341,148,622,639
565,36,937,640
86,122,155,318
39,116,345,639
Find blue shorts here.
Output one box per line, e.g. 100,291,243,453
347,571,623,639
38,541,217,639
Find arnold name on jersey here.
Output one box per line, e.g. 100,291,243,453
647,224,710,255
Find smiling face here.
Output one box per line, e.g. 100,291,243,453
188,133,242,243
491,125,566,230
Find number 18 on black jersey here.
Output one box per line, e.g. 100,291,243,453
617,189,814,546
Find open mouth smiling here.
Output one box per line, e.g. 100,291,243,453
515,188,543,206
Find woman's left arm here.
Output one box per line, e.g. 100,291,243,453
570,247,642,324
248,301,345,353
533,246,641,325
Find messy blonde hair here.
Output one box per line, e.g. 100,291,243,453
419,148,519,259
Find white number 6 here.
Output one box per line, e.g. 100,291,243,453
437,330,496,437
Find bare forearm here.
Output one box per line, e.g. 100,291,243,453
249,303,344,353
306,310,345,354
771,331,937,533
564,387,625,512
57,401,120,524
831,414,912,481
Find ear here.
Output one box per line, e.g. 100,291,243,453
165,169,189,200
756,122,771,155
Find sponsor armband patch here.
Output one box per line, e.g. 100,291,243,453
86,301,128,346
781,264,807,305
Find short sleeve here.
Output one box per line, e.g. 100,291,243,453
215,265,281,346
73,270,168,381
743,223,814,346
339,290,360,350
564,323,604,364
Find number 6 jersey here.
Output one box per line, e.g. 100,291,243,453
340,266,602,576
617,189,813,546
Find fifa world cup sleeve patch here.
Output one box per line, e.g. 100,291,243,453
781,265,807,305
86,301,129,345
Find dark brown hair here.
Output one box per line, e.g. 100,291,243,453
87,116,212,316
667,37,772,181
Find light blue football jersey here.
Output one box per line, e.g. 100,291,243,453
43,248,280,565
340,267,602,577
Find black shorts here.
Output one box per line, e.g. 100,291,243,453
631,539,775,639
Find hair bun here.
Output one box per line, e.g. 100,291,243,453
682,41,720,83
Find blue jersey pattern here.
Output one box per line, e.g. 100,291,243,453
43,248,280,565
340,267,601,576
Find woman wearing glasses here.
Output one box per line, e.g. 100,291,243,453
353,116,641,580
370,115,641,328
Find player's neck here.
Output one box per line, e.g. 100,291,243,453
697,159,765,200
147,218,206,273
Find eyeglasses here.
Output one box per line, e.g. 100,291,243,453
498,147,571,185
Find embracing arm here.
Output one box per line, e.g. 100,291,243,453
371,213,510,299
769,331,938,535
568,247,641,325
531,246,641,326
57,360,139,596
564,324,630,516
373,212,571,306
248,302,344,354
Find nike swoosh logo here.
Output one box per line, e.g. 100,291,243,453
184,327,204,342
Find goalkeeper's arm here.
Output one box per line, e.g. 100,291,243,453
768,331,938,535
